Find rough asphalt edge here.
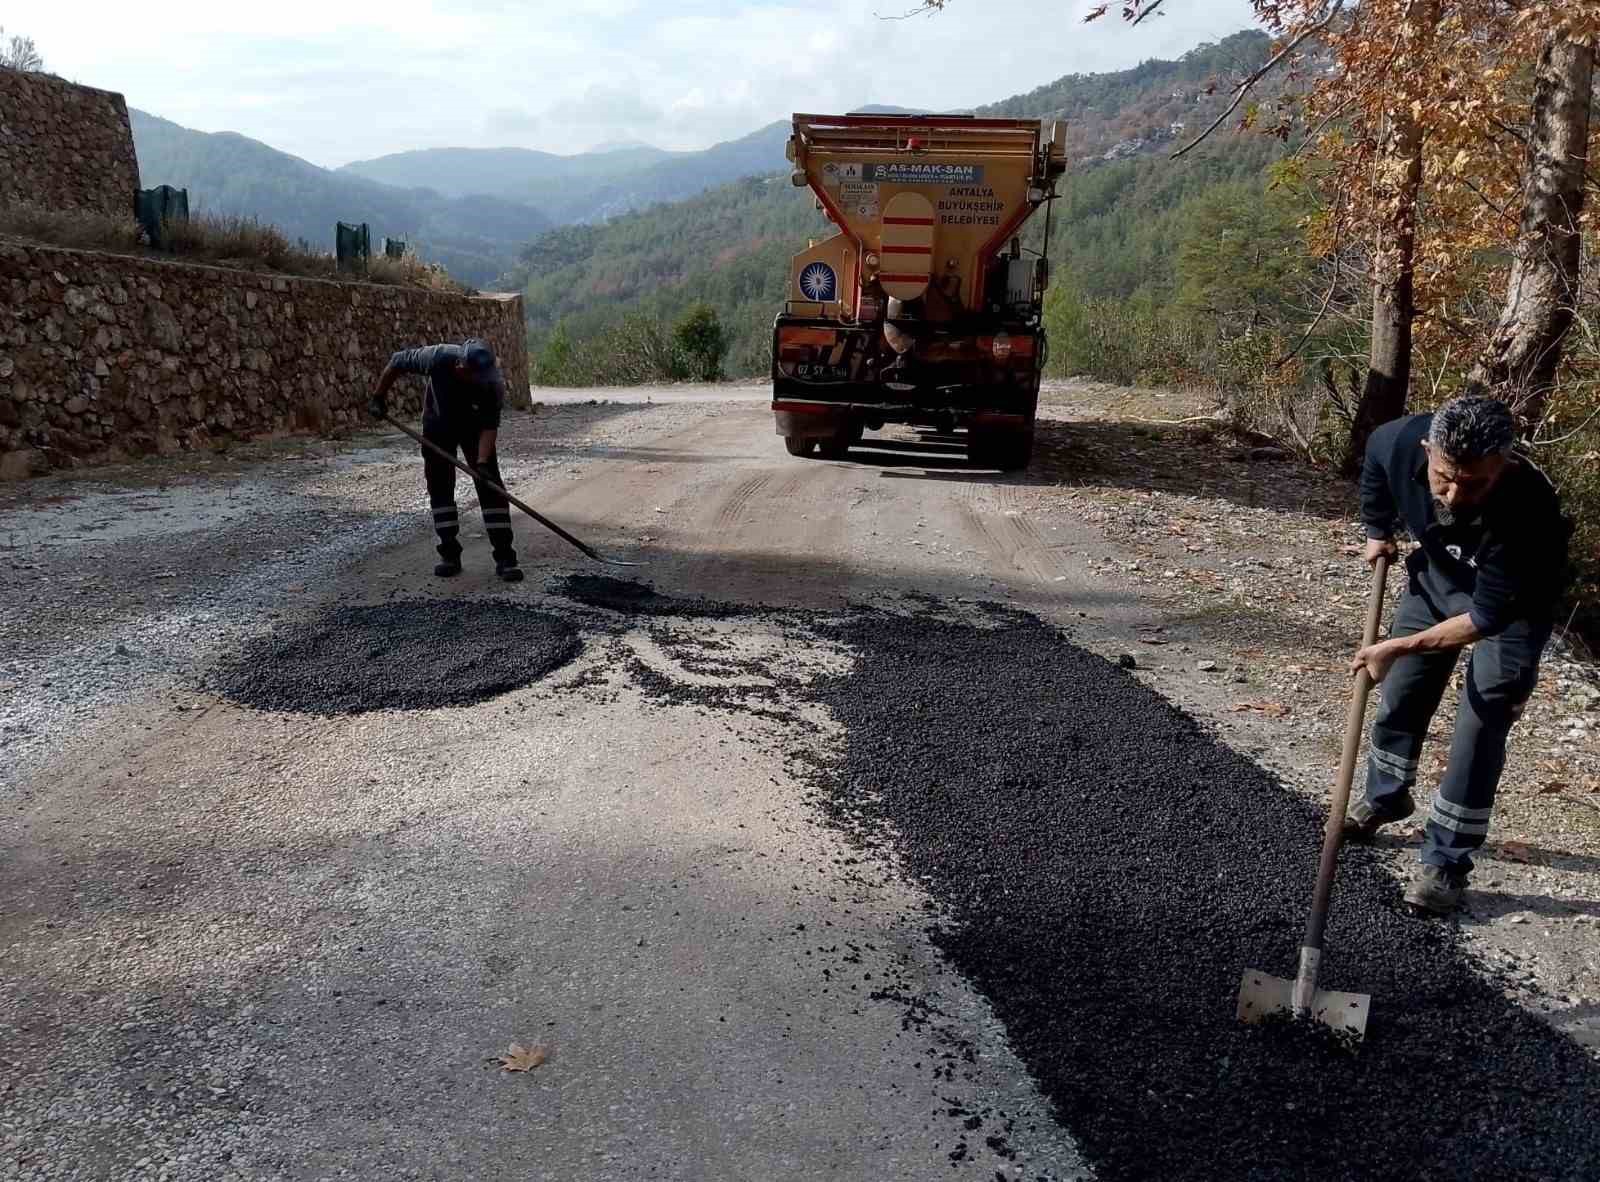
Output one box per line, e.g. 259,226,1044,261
803,600,1600,1182
0,405,663,799
0,504,416,795
541,577,1089,1178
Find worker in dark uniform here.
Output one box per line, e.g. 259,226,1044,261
1345,395,1569,915
368,339,522,582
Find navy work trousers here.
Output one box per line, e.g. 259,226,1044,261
421,417,516,566
1361,583,1550,874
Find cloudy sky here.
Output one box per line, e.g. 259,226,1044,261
26,0,1261,167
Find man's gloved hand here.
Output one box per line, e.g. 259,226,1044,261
367,394,388,420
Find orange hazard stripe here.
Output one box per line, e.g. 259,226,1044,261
778,327,838,346
880,245,932,255
882,216,935,226
879,273,931,283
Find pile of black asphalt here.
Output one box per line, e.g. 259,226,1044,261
805,605,1600,1182
552,573,744,619
215,599,581,715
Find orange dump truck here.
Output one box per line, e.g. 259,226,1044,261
772,113,1067,469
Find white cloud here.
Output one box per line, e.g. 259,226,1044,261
23,0,1261,165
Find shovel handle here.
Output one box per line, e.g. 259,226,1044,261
1302,553,1390,957
382,414,637,567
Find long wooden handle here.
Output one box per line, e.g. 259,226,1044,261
382,414,638,567
1302,553,1390,954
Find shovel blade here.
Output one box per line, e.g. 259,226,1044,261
1236,969,1371,1040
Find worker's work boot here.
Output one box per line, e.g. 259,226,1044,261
434,559,463,578
495,559,524,583
1403,864,1467,916
1341,790,1416,843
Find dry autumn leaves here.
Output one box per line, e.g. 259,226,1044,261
495,1043,549,1073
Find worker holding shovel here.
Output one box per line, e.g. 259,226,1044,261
369,339,523,583
1344,395,1571,915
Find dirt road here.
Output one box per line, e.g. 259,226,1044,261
4,385,1597,1181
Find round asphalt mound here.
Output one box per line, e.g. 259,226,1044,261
808,606,1600,1182
216,599,581,715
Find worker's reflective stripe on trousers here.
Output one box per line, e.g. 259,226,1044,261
1369,747,1419,780
433,506,459,522
482,510,511,524
1429,795,1493,836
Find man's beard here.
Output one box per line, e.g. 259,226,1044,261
1433,497,1455,526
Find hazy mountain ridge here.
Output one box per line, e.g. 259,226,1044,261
129,111,553,287
126,30,1274,290
340,122,793,225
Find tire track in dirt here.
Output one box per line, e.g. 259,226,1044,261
710,473,774,531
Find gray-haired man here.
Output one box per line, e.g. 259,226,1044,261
1345,395,1569,914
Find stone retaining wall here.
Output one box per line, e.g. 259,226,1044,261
0,70,140,217
0,241,530,478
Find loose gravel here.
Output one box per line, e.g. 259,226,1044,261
215,599,580,714
806,605,1600,1182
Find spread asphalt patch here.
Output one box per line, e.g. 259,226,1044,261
805,606,1600,1181
211,582,1600,1176
550,574,745,618
214,599,580,715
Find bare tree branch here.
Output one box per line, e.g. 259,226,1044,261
1171,1,1347,161
1130,0,1169,27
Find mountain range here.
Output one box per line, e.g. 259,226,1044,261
128,31,1271,291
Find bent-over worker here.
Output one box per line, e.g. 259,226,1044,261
369,339,523,583
1345,395,1570,915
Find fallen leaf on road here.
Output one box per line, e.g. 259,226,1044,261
498,1043,548,1073
1495,840,1538,864
1232,701,1291,718
1537,782,1569,796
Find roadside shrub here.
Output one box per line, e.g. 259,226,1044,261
533,323,578,386
163,213,327,275
0,203,142,251
367,251,471,294
0,202,470,294
672,302,727,382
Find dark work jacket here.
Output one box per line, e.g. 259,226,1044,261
389,344,505,431
1360,413,1569,636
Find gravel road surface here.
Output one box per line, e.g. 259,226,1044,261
3,387,1596,1180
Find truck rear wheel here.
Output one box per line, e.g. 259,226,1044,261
784,436,818,458
818,422,863,460
969,423,1035,471
995,426,1035,471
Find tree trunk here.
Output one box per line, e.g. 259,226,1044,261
1344,109,1426,475
1465,34,1596,429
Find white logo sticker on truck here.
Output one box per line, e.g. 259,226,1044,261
864,163,985,185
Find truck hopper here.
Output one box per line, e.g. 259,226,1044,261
772,112,1067,469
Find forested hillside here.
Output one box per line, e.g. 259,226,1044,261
342,122,793,225
130,112,552,287
977,29,1273,161
507,29,1283,376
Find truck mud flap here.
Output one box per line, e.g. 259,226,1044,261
773,399,854,439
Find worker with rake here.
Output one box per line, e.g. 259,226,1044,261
1345,395,1570,915
369,339,523,583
